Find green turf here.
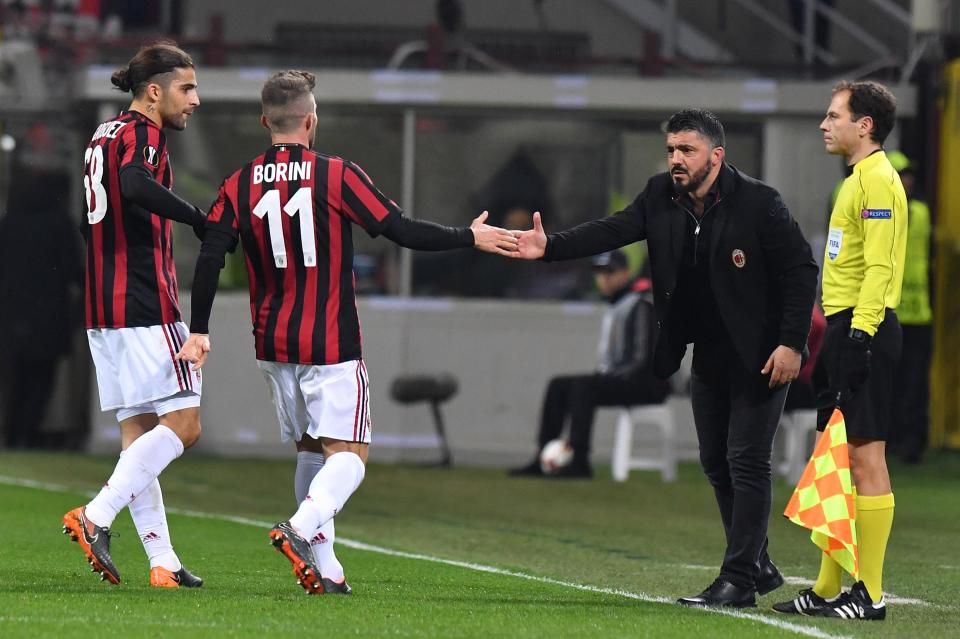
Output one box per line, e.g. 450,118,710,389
1,450,958,638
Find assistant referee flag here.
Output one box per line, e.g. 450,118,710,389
783,408,859,578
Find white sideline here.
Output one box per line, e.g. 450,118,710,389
2,475,850,639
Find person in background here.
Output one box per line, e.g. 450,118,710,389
509,249,669,479
887,151,933,464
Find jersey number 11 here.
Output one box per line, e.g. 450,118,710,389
252,187,317,269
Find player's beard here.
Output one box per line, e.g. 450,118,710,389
671,160,711,194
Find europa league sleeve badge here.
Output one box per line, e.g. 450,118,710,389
731,249,746,268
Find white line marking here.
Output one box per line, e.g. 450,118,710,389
0,476,858,638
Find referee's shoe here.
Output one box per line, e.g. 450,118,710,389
809,581,886,621
772,587,837,615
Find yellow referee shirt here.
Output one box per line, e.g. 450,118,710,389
822,150,908,335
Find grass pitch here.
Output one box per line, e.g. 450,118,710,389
1,450,958,638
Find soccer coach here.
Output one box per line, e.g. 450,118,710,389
511,109,818,607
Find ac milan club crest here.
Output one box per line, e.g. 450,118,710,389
731,249,746,268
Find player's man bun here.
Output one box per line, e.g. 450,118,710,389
111,41,195,97
111,68,133,93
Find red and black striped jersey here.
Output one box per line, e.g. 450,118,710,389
82,110,180,329
206,144,400,365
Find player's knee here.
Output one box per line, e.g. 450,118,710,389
160,412,202,448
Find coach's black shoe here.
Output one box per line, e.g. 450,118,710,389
62,507,121,584
508,459,544,477
269,521,322,594
677,578,757,608
809,581,886,620
757,559,785,595
772,587,836,615
321,577,353,594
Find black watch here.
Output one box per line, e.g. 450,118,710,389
848,328,871,344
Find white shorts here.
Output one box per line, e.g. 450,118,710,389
87,322,202,421
257,359,371,444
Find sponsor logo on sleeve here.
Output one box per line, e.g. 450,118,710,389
861,208,892,219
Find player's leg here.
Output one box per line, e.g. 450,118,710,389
65,325,201,584
119,406,203,588
294,439,349,593
287,438,367,540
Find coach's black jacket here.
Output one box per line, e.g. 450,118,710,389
544,163,818,379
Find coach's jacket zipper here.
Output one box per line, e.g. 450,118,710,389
673,196,722,266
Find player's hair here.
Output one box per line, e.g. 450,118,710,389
832,80,897,145
111,41,194,97
665,108,725,149
261,70,317,133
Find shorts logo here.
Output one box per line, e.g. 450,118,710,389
731,249,746,268
143,145,159,167
861,208,891,219
828,227,843,260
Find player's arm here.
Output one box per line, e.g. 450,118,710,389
177,183,240,369
342,161,515,255
381,210,518,255
852,174,900,335
119,166,206,238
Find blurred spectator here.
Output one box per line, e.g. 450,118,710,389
0,158,80,448
414,150,587,299
509,250,670,478
888,151,933,463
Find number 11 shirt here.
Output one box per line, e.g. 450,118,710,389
202,144,400,365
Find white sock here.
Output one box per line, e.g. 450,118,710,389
128,474,181,571
288,452,365,537
310,518,344,582
294,451,345,581
85,424,184,529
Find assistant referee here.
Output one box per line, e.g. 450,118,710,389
775,80,906,621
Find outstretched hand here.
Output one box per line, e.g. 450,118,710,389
509,211,547,260
470,211,520,255
176,333,212,371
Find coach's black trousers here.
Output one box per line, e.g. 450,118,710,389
537,373,666,459
690,342,788,590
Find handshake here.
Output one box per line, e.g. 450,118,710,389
470,210,548,260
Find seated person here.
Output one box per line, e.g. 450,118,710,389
509,250,670,478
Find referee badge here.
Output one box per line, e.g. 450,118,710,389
731,249,746,268
143,145,159,168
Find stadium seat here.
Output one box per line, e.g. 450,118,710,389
389,373,458,467
611,403,677,483
777,409,818,485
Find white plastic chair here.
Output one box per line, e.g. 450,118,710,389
611,403,677,483
778,409,818,485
